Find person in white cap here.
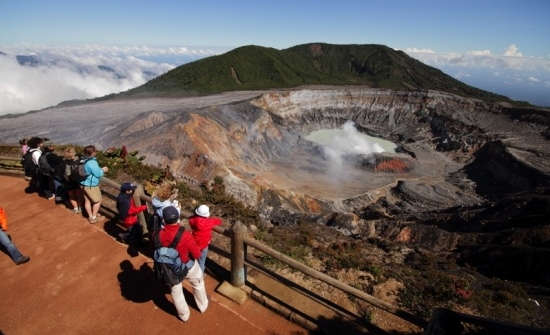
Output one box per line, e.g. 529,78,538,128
189,204,222,273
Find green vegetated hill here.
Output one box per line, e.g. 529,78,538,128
122,43,510,102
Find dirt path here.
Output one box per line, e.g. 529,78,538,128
0,175,305,335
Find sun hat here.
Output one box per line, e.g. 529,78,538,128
195,204,210,218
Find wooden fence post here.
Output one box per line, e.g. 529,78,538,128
133,184,148,236
230,221,247,287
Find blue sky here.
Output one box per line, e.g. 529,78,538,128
1,0,550,112
1,0,549,54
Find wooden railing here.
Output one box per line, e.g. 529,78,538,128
2,154,549,334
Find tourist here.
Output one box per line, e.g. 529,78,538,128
43,142,66,202
38,142,58,200
24,137,43,189
80,145,108,223
189,204,222,273
158,206,208,322
62,147,82,213
0,207,30,265
116,182,147,244
151,182,180,231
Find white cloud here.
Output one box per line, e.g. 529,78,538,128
528,76,540,82
468,50,491,56
504,44,523,57
403,48,435,54
0,44,223,115
405,46,550,71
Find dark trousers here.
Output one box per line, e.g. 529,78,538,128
39,174,54,198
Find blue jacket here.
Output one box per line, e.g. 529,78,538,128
80,157,104,187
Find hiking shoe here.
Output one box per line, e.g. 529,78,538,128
15,256,30,265
47,195,55,200
72,207,81,214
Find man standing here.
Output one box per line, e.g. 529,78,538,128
80,145,108,223
158,206,208,322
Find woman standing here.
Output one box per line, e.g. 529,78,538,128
80,145,108,223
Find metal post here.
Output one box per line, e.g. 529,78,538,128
230,221,247,287
133,184,148,235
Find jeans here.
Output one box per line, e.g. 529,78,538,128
53,178,65,199
0,230,25,263
198,247,208,273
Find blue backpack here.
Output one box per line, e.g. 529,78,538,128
153,227,189,286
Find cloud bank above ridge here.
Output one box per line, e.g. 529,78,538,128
404,44,550,106
0,45,225,115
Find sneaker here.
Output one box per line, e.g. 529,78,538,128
89,216,97,224
73,207,82,214
47,195,55,200
15,256,30,265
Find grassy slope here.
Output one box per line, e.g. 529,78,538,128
123,43,510,103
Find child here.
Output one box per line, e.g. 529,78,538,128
189,204,222,272
116,183,147,244
151,182,180,231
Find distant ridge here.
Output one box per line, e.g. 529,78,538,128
118,43,510,102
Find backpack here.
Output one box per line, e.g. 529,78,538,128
22,149,38,177
66,159,88,183
153,227,189,287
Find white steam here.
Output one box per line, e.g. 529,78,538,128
305,121,395,165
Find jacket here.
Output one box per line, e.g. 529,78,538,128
81,157,104,187
46,152,65,180
117,194,147,228
151,197,180,220
0,207,7,231
159,224,200,263
38,152,56,177
189,215,222,250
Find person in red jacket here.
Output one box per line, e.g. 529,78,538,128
159,206,208,322
189,204,222,272
116,183,147,244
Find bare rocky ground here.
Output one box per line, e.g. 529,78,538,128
2,86,550,329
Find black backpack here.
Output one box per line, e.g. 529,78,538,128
22,149,39,177
153,227,189,287
66,159,88,183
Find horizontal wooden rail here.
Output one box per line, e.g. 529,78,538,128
0,155,20,161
